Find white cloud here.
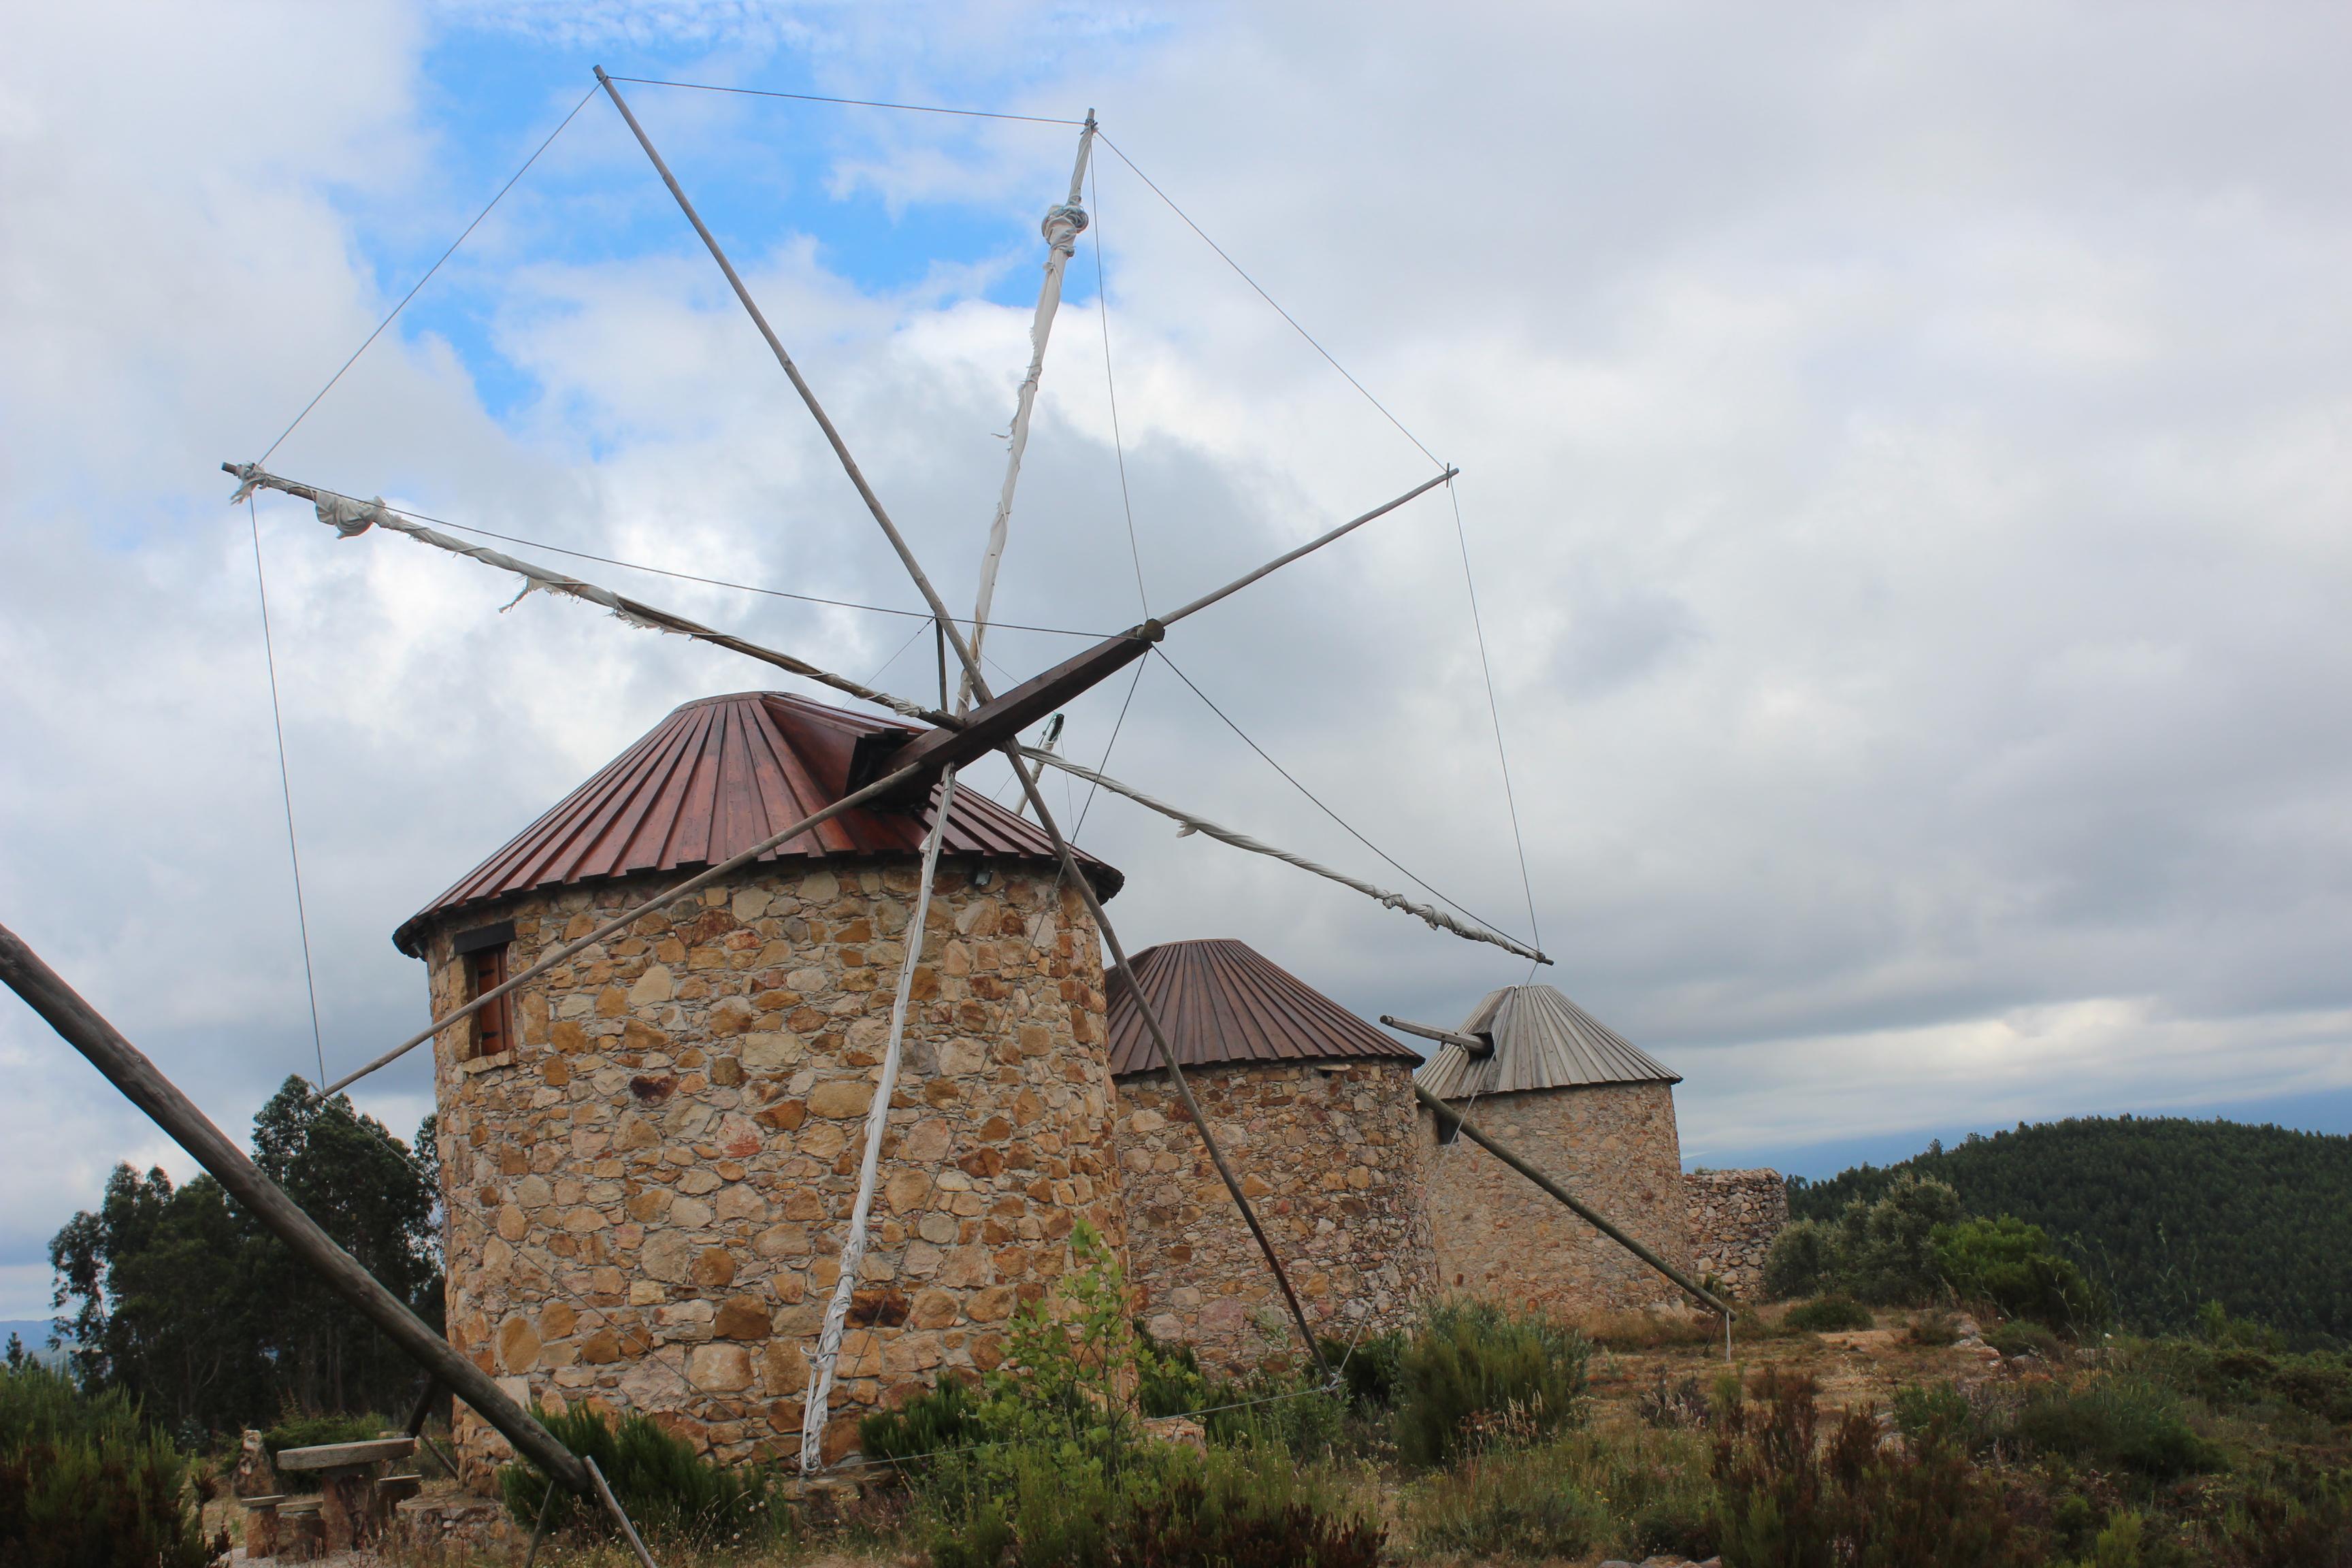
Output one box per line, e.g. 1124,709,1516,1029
5,0,2352,1318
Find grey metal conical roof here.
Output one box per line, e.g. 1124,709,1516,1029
1412,983,1678,1099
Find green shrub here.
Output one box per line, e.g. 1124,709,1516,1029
1764,1218,1841,1300
261,1409,385,1467
498,1403,779,1544
863,1371,992,1471
917,1420,1371,1568
1391,1300,1590,1469
1320,1330,1406,1412
1786,1294,1876,1332
1765,1177,1971,1305
1842,1174,1967,1305
2120,1335,2352,1424
0,1360,208,1568
1935,1215,2107,1331
2011,1377,2225,1484
882,1224,1373,1567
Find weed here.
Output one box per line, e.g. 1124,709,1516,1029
1909,1309,1965,1347
1986,1318,2068,1360
1635,1371,1711,1430
497,1404,782,1545
2212,1460,2352,1567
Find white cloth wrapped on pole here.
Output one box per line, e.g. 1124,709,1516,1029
225,462,940,725
960,116,1096,706
798,770,960,1473
1017,745,1550,966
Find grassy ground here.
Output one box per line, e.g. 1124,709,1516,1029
347,1303,2348,1567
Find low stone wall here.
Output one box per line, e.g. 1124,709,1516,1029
1684,1169,1787,1301
1113,1060,1435,1373
424,857,1127,1480
1422,1080,1692,1316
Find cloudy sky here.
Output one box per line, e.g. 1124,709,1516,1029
5,0,2351,1321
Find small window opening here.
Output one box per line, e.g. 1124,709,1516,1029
1435,1107,1463,1145
466,945,512,1060
453,921,517,1063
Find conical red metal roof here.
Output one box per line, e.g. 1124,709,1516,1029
1105,938,1420,1076
393,691,1120,956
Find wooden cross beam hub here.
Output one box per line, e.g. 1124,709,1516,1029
847,619,1163,802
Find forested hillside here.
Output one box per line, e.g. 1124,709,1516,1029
1787,1115,2352,1343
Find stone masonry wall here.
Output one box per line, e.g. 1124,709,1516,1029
1112,1061,1435,1373
423,857,1125,1482
1684,1169,1788,1302
1422,1080,1691,1316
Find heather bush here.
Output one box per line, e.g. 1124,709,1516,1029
1710,1365,2028,1567
1401,1424,1713,1563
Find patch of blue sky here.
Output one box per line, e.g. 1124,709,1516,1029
338,17,1110,430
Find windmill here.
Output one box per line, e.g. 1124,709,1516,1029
1,65,1725,1544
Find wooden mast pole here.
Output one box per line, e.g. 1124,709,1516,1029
598,78,1413,1379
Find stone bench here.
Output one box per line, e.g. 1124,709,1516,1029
274,1437,417,1551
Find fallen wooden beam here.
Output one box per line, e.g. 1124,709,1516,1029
0,921,595,1497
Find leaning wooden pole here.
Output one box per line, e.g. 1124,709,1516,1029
1413,1083,1730,1316
0,921,595,1497
999,748,1335,1382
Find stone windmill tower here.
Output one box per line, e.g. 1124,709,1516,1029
1414,984,1693,1313
1107,938,1435,1371
393,689,1128,1473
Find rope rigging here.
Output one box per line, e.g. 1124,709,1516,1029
205,69,1581,1478
246,500,328,1088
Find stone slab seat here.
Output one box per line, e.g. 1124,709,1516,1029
273,1436,416,1470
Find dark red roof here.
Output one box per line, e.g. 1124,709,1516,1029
1106,938,1420,1076
394,691,1119,956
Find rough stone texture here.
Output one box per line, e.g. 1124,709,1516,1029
1422,1080,1693,1314
1113,1061,1435,1372
421,858,1126,1483
1684,1169,1788,1301
389,1491,522,1558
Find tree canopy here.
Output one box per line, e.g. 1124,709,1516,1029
48,1076,441,1433
1787,1115,2352,1344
